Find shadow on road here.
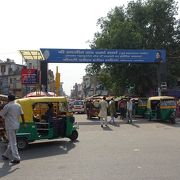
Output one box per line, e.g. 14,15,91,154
0,139,78,178
158,121,180,128
130,123,140,128
127,118,180,128
78,121,100,125
0,139,77,161
0,143,20,178
0,160,20,179
109,122,120,127
21,140,77,160
102,125,112,131
78,117,180,129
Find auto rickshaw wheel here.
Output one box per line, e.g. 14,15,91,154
169,113,176,124
170,118,176,124
69,130,78,141
17,138,28,150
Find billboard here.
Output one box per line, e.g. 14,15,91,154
21,68,39,84
40,48,166,63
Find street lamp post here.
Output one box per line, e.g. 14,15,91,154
157,63,161,96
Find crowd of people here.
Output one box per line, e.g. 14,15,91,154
85,96,136,128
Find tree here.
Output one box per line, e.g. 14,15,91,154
86,0,180,96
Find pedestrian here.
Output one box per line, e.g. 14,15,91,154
118,99,126,120
98,96,109,128
0,94,25,164
109,98,116,124
86,100,93,119
132,99,136,118
126,98,133,123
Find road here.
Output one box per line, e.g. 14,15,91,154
1,114,180,180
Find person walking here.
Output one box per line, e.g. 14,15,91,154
98,96,109,128
132,99,136,119
126,98,133,123
86,100,93,119
118,99,127,120
0,94,25,164
109,98,116,124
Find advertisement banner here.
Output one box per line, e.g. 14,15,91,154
21,68,39,84
40,48,166,63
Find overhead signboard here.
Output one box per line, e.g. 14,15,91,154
40,48,166,63
21,68,39,85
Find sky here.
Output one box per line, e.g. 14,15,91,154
0,0,179,95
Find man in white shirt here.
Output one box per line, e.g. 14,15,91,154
98,96,109,127
109,98,116,124
126,98,133,123
0,94,24,164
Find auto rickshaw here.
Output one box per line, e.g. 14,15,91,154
115,96,127,119
145,96,176,123
85,96,102,119
135,97,148,118
16,96,79,150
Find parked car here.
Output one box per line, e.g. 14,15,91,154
72,100,85,113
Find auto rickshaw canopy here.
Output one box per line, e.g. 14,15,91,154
147,96,176,109
16,96,68,123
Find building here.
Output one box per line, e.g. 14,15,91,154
70,74,109,99
0,58,60,97
71,83,82,99
82,74,108,98
0,59,24,97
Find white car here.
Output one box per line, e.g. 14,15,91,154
72,100,85,113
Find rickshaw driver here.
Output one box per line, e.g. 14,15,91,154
44,103,55,124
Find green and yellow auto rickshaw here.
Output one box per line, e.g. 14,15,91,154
84,96,102,119
146,96,176,123
16,96,79,150
135,97,148,118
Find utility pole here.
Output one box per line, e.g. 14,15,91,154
55,66,60,96
40,61,48,92
157,61,167,96
157,63,161,96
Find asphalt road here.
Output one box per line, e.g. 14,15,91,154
1,114,180,180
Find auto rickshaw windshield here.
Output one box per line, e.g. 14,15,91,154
161,99,176,106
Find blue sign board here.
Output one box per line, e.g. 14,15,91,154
40,48,166,63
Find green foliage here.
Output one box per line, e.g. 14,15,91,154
86,0,180,96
